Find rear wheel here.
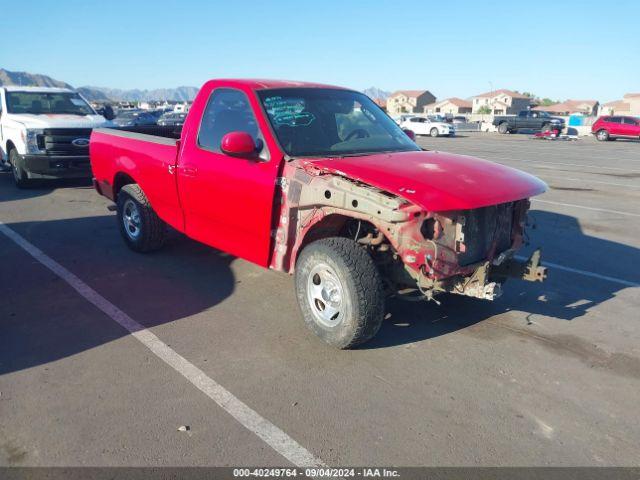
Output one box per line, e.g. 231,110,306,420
430,127,439,137
497,122,509,134
116,184,167,252
295,237,384,349
9,149,34,188
596,129,609,141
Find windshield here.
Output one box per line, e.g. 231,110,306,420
5,91,94,115
258,88,419,157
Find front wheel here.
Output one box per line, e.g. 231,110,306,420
430,127,439,137
9,149,35,188
596,129,609,141
497,122,509,134
295,237,385,349
116,184,167,252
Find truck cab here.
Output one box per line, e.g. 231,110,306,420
0,86,113,187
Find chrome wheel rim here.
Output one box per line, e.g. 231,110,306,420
122,199,142,240
306,263,345,327
598,130,607,140
430,129,438,137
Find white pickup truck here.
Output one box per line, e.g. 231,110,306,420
0,86,113,187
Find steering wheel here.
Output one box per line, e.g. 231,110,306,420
343,129,370,142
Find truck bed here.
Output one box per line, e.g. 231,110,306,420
111,124,182,139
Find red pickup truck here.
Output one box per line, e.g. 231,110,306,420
90,79,547,348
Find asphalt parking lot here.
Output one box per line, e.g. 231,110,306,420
1,132,639,467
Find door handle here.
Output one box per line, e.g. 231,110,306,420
180,166,198,177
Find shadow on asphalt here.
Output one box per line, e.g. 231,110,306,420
0,171,93,202
0,214,236,376
1,199,638,362
361,210,640,349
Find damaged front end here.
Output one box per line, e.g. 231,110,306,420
271,161,547,304
406,201,548,301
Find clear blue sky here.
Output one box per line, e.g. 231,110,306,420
1,0,638,102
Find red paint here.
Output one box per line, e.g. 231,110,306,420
307,150,547,211
221,131,258,157
592,115,640,139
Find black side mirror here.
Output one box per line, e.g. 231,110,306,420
103,105,116,121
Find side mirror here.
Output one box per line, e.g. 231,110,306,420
103,105,116,121
402,128,416,141
220,131,260,158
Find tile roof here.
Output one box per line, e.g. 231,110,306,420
473,89,529,99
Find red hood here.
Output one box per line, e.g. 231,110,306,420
306,150,547,211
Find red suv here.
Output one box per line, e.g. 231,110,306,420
592,115,640,141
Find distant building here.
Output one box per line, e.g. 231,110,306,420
598,93,640,117
532,100,599,116
386,90,436,115
424,97,472,116
471,89,531,115
372,97,387,111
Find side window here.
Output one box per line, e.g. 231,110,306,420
609,116,622,124
198,88,259,153
623,117,638,125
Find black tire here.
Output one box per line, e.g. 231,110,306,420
116,184,166,252
9,149,35,188
497,122,509,134
430,127,439,137
294,237,384,349
596,129,609,141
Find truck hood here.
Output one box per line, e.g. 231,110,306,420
5,113,110,129
307,150,547,211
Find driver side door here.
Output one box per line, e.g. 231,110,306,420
177,87,280,267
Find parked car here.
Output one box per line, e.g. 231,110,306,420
90,79,547,349
391,113,417,125
493,110,565,134
157,112,187,127
112,110,158,127
0,86,114,187
451,116,468,125
400,116,454,137
591,115,640,141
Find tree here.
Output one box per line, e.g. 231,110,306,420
477,105,492,114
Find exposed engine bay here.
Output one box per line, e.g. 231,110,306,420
270,161,547,302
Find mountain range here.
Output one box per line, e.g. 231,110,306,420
0,68,198,102
1,69,392,103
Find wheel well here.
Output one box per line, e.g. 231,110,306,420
113,172,136,198
292,214,389,269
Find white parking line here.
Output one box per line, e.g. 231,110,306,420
532,199,640,217
515,256,639,288
545,176,640,189
0,221,324,468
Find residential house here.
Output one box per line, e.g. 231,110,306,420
598,93,640,117
386,90,436,115
471,89,531,115
532,100,599,116
372,97,387,111
424,97,472,116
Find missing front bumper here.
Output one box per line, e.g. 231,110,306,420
430,249,547,301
